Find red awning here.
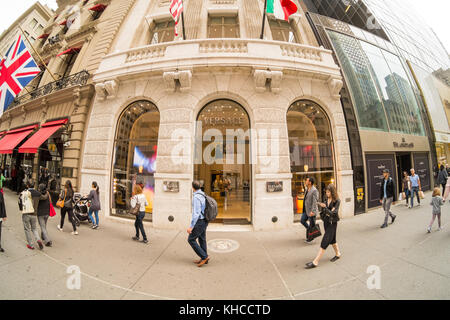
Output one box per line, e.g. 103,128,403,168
0,125,38,154
89,4,107,12
18,119,68,154
59,20,67,25
38,33,50,39
57,47,81,57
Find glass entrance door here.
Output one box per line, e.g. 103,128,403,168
194,100,251,224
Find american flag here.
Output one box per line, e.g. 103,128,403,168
169,0,183,36
0,35,41,116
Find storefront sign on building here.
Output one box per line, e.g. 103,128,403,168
266,181,283,193
163,181,179,193
393,138,414,148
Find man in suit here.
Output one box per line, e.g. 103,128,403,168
379,169,396,228
303,177,319,243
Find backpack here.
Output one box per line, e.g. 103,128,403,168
19,190,34,214
199,193,218,222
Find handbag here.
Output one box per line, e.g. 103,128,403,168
56,189,66,208
307,221,322,241
419,191,425,199
129,196,141,216
49,202,56,217
398,193,403,201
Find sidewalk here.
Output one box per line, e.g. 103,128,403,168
0,189,449,300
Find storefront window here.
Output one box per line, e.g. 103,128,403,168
287,100,335,219
112,101,160,220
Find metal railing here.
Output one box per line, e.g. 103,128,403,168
9,70,90,109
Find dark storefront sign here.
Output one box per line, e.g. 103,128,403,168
413,153,430,191
366,154,396,209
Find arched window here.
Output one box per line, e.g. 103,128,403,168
287,100,335,218
112,101,160,220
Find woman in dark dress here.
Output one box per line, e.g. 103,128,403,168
305,184,341,269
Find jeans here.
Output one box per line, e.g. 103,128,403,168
38,215,51,244
403,188,410,205
134,211,147,241
410,187,420,207
382,197,396,225
441,184,446,197
88,208,99,226
22,214,41,246
300,211,309,229
60,207,77,231
188,219,208,260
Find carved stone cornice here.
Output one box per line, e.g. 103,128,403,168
328,76,343,99
95,79,119,100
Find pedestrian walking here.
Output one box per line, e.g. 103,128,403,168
19,180,45,250
49,174,58,206
300,178,310,231
427,188,444,233
0,191,7,253
131,184,148,243
402,171,411,208
409,168,422,208
305,184,341,269
188,181,209,267
437,165,448,196
0,171,5,194
379,169,396,228
303,177,319,243
86,181,101,229
37,184,52,247
56,180,77,235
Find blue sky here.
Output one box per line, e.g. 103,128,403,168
1,0,449,54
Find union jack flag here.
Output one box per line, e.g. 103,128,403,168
169,0,183,36
0,35,41,116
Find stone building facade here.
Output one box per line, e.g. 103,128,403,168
79,0,354,231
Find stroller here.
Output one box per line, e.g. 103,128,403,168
73,193,91,226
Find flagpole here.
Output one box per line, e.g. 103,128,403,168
181,1,186,40
18,25,58,82
260,0,268,39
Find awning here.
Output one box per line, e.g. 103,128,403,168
57,47,81,57
0,125,38,154
18,119,68,154
38,33,50,39
89,4,107,12
59,20,67,26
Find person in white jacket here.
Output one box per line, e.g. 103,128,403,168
131,184,148,244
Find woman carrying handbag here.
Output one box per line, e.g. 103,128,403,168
305,184,341,269
56,180,77,235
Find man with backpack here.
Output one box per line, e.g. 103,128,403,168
19,180,45,250
188,181,217,267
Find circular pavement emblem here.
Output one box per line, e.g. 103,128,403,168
207,239,240,253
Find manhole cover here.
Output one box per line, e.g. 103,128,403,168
208,239,240,253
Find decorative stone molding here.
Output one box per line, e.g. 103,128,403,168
199,39,248,53
20,106,27,123
253,69,283,93
95,79,119,100
327,76,343,99
163,69,192,93
280,44,323,61
41,98,49,121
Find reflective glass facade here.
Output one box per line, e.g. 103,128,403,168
328,30,425,135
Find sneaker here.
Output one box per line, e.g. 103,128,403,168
94,225,99,229
427,227,431,233
91,225,96,229
391,216,396,224
27,244,35,250
71,231,79,235
142,239,148,244
45,241,52,247
37,240,44,250
132,236,139,241
380,223,388,228
57,225,63,231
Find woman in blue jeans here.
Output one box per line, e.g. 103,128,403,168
86,182,101,229
131,184,148,244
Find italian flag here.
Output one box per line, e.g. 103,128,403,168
266,0,298,21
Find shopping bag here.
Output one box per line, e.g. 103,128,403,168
419,191,425,199
49,202,56,217
307,223,322,241
398,193,403,201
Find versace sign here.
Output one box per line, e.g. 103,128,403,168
393,138,414,148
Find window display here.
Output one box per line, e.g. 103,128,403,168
112,101,160,220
